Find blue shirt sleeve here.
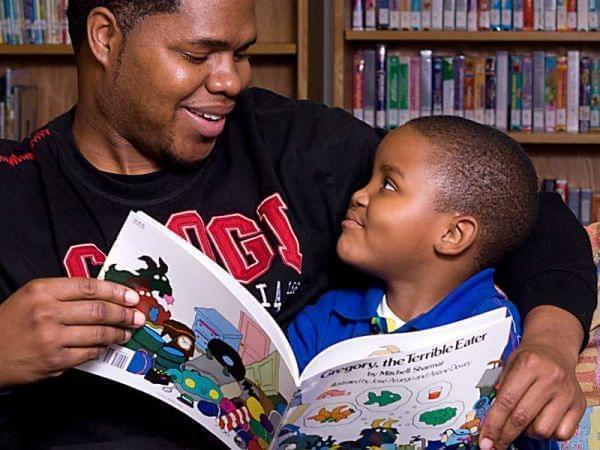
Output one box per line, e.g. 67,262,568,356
286,309,320,373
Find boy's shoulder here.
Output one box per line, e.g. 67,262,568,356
297,286,384,324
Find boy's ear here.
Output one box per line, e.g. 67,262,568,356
434,214,479,256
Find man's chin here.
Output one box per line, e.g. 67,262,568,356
159,146,215,172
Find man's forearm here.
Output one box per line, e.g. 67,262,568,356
521,305,583,365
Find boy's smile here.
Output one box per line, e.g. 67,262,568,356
337,126,446,281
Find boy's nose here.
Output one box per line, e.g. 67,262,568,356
351,187,369,207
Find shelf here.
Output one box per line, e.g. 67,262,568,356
508,132,600,144
0,43,298,56
346,30,600,43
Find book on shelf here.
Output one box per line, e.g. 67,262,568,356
349,0,600,30
351,46,600,135
0,0,69,45
542,178,599,224
79,210,515,449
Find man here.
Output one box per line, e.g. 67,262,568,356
0,1,594,449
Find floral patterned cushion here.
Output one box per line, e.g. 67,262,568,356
559,223,600,449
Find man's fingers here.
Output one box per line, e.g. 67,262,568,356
61,325,133,348
553,397,586,441
58,301,146,328
524,398,570,440
46,278,139,306
480,363,536,444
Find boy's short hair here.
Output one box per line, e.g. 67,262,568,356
407,116,539,269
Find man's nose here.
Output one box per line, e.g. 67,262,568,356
206,56,244,97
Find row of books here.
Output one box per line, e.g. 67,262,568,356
0,69,37,141
351,0,600,31
542,178,599,224
1,0,69,45
351,46,600,133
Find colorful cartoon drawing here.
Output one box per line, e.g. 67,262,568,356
238,311,271,365
439,427,476,447
273,424,336,450
161,319,195,360
167,367,223,407
420,407,458,426
413,402,465,430
245,351,281,396
369,345,402,357
337,419,399,448
105,255,174,326
417,381,452,404
364,390,402,407
357,386,411,412
193,307,242,353
317,389,350,400
308,405,355,423
475,361,503,398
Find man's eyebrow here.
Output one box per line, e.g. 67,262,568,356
184,38,257,51
380,164,404,178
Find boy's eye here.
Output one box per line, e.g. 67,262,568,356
382,179,397,191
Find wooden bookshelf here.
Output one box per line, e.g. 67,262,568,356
0,43,300,56
345,30,600,42
5,0,309,131
333,0,600,191
509,132,600,144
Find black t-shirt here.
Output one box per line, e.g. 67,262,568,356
0,88,595,449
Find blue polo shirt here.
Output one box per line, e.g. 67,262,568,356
287,268,557,450
287,268,520,373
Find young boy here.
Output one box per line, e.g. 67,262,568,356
287,116,555,449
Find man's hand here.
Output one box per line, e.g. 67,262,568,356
0,277,146,388
479,306,587,449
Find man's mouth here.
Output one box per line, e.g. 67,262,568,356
182,107,230,138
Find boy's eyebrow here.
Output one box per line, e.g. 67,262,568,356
380,164,404,178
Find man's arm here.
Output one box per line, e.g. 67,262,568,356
480,192,597,448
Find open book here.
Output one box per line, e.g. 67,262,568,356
79,211,512,449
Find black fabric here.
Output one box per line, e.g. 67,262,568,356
0,87,595,448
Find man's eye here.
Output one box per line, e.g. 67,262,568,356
182,53,208,64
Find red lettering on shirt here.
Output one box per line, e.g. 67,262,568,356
257,194,303,274
63,244,106,278
166,210,217,261
207,214,275,284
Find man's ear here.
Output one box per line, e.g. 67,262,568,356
86,7,123,68
434,214,479,256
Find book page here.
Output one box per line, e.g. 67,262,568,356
273,317,511,449
301,308,508,381
78,211,299,448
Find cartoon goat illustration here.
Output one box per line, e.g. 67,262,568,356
105,255,174,326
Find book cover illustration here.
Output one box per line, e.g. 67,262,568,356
79,212,298,450
273,315,511,449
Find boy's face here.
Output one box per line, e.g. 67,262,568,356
337,126,446,280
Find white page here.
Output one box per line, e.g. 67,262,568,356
276,317,512,447
78,211,299,448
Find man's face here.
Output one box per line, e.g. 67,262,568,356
102,0,256,167
336,126,445,280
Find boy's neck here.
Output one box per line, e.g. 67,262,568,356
384,265,476,322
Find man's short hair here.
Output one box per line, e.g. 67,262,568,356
407,116,539,269
67,0,181,52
